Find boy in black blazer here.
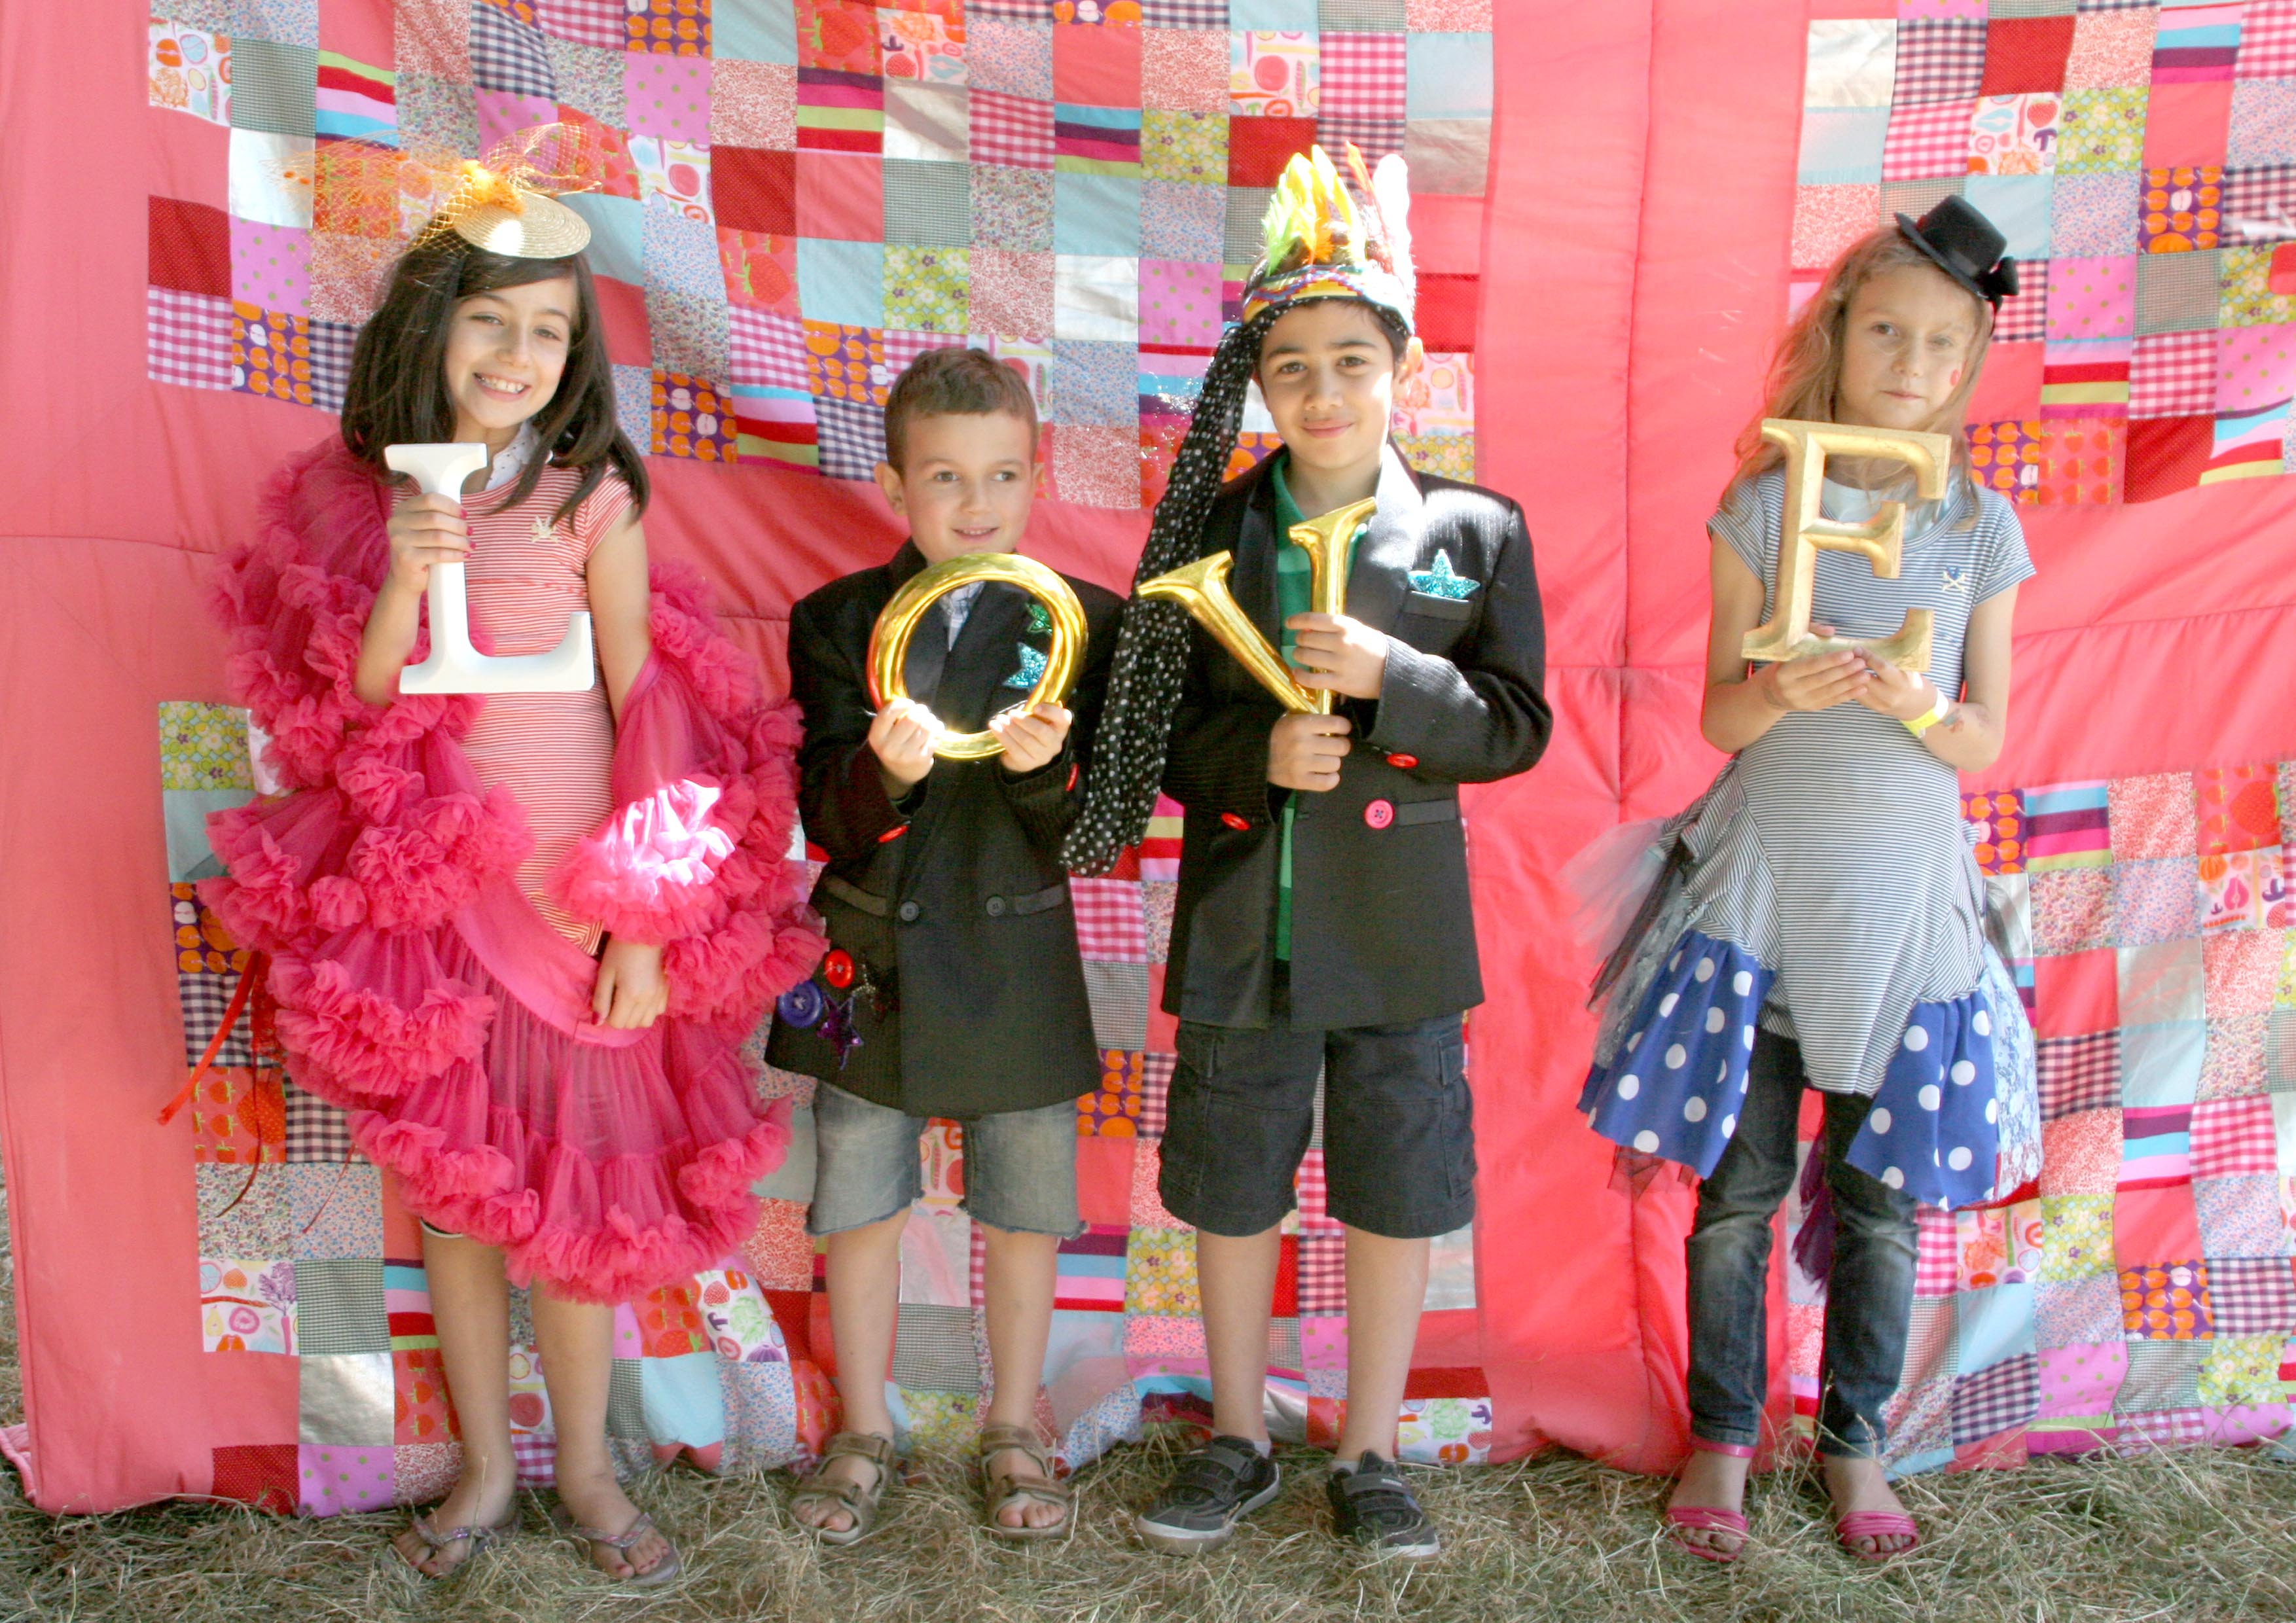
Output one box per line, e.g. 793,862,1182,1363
768,348,1122,1544
1069,148,1550,1560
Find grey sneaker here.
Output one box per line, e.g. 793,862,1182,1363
1134,1435,1282,1555
1327,1452,1440,1560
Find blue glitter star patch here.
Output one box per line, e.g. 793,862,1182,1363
1408,550,1480,600
1005,642,1048,690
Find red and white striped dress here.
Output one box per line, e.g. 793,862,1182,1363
416,450,634,950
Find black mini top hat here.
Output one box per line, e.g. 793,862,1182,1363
1893,194,2019,309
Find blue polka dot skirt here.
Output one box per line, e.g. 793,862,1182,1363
1578,929,2005,1210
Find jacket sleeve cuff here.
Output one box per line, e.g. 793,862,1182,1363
1366,640,1454,756
997,743,1079,850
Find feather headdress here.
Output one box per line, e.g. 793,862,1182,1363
1240,143,1416,332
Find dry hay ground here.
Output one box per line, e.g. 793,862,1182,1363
7,1170,2296,1622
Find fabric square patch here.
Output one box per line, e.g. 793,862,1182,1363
2035,1272,2124,1348
652,372,738,463
1320,30,1407,137
287,1162,384,1259
2142,165,2224,251
2198,1253,2296,1337
2193,1096,2277,1178
1895,17,1987,107
295,1257,389,1355
1403,116,1488,194
884,246,972,331
2047,255,2136,341
2132,329,2223,415
1054,20,1144,105
1971,416,2045,500
1982,16,2077,96
815,393,889,479
2113,770,2200,862
716,146,800,236
2053,170,2142,256
1048,337,1138,424
1139,257,1222,345
2040,1108,2124,1198
1952,1351,2039,1444
798,0,882,75
1125,1225,1202,1316
231,37,319,137
2035,416,2125,499
1804,18,1897,110
626,52,713,142
2121,938,2203,1030
2125,412,2215,495
2196,1332,2286,1406
2112,857,2204,946
1233,30,1319,116
1801,106,1890,185
151,19,232,124
2221,244,2296,327
723,228,801,314
548,37,628,126
885,80,971,164
211,1442,299,1512
284,1079,352,1164
1055,171,1143,252
972,89,1056,169
2229,80,2296,167
881,8,966,84
1144,29,1232,113
2245,2,2296,77
1141,177,1225,259
970,19,1054,99
1141,110,1227,184
1969,92,2062,175
2066,7,2159,92
2199,764,2286,855
2058,86,2149,173
968,246,1056,338
2196,1175,2293,1262
885,160,975,247
2208,929,2287,1018
2200,1012,2270,1101
147,288,236,391
2119,1338,2206,1411
643,205,723,300
713,59,798,147
2036,1340,2127,1419
2144,78,2234,168
645,287,731,382
1050,422,1141,508
471,3,555,97
2040,1033,2121,1120
1885,100,1977,183
626,0,709,54
1228,113,1319,186
1791,183,1884,272
1053,253,1139,340
1964,172,2057,257
151,195,234,297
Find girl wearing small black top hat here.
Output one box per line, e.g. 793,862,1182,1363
1579,196,2037,1563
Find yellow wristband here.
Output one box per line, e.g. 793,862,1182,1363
1904,691,1950,736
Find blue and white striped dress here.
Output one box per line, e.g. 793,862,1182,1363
1579,467,2036,1209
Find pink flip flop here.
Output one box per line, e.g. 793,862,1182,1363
1835,1510,1920,1561
1664,1504,1749,1563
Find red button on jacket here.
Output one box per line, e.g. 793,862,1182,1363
1388,753,1418,770
1363,799,1395,830
1221,812,1251,830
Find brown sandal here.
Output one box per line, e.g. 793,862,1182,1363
791,1431,899,1547
397,1508,517,1578
547,1501,681,1589
978,1423,1074,1542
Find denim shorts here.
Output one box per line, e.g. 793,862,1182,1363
1158,987,1475,1241
807,1083,1083,1240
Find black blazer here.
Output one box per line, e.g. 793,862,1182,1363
1161,446,1551,1030
766,541,1124,1117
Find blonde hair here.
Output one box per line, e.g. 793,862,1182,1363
1727,226,1996,505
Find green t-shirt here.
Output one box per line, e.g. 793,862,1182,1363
1268,456,1363,962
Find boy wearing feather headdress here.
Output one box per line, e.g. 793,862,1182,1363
1065,149,1553,1558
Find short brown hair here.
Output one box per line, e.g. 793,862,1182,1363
882,346,1039,470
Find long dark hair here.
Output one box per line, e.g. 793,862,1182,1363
338,234,647,524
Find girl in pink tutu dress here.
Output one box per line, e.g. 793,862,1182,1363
202,198,822,1582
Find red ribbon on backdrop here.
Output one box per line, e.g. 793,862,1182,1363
3,1,2293,1511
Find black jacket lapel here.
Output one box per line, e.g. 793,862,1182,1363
1341,444,1428,635
1227,461,1283,651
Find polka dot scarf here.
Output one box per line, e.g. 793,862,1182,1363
1062,299,1408,876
